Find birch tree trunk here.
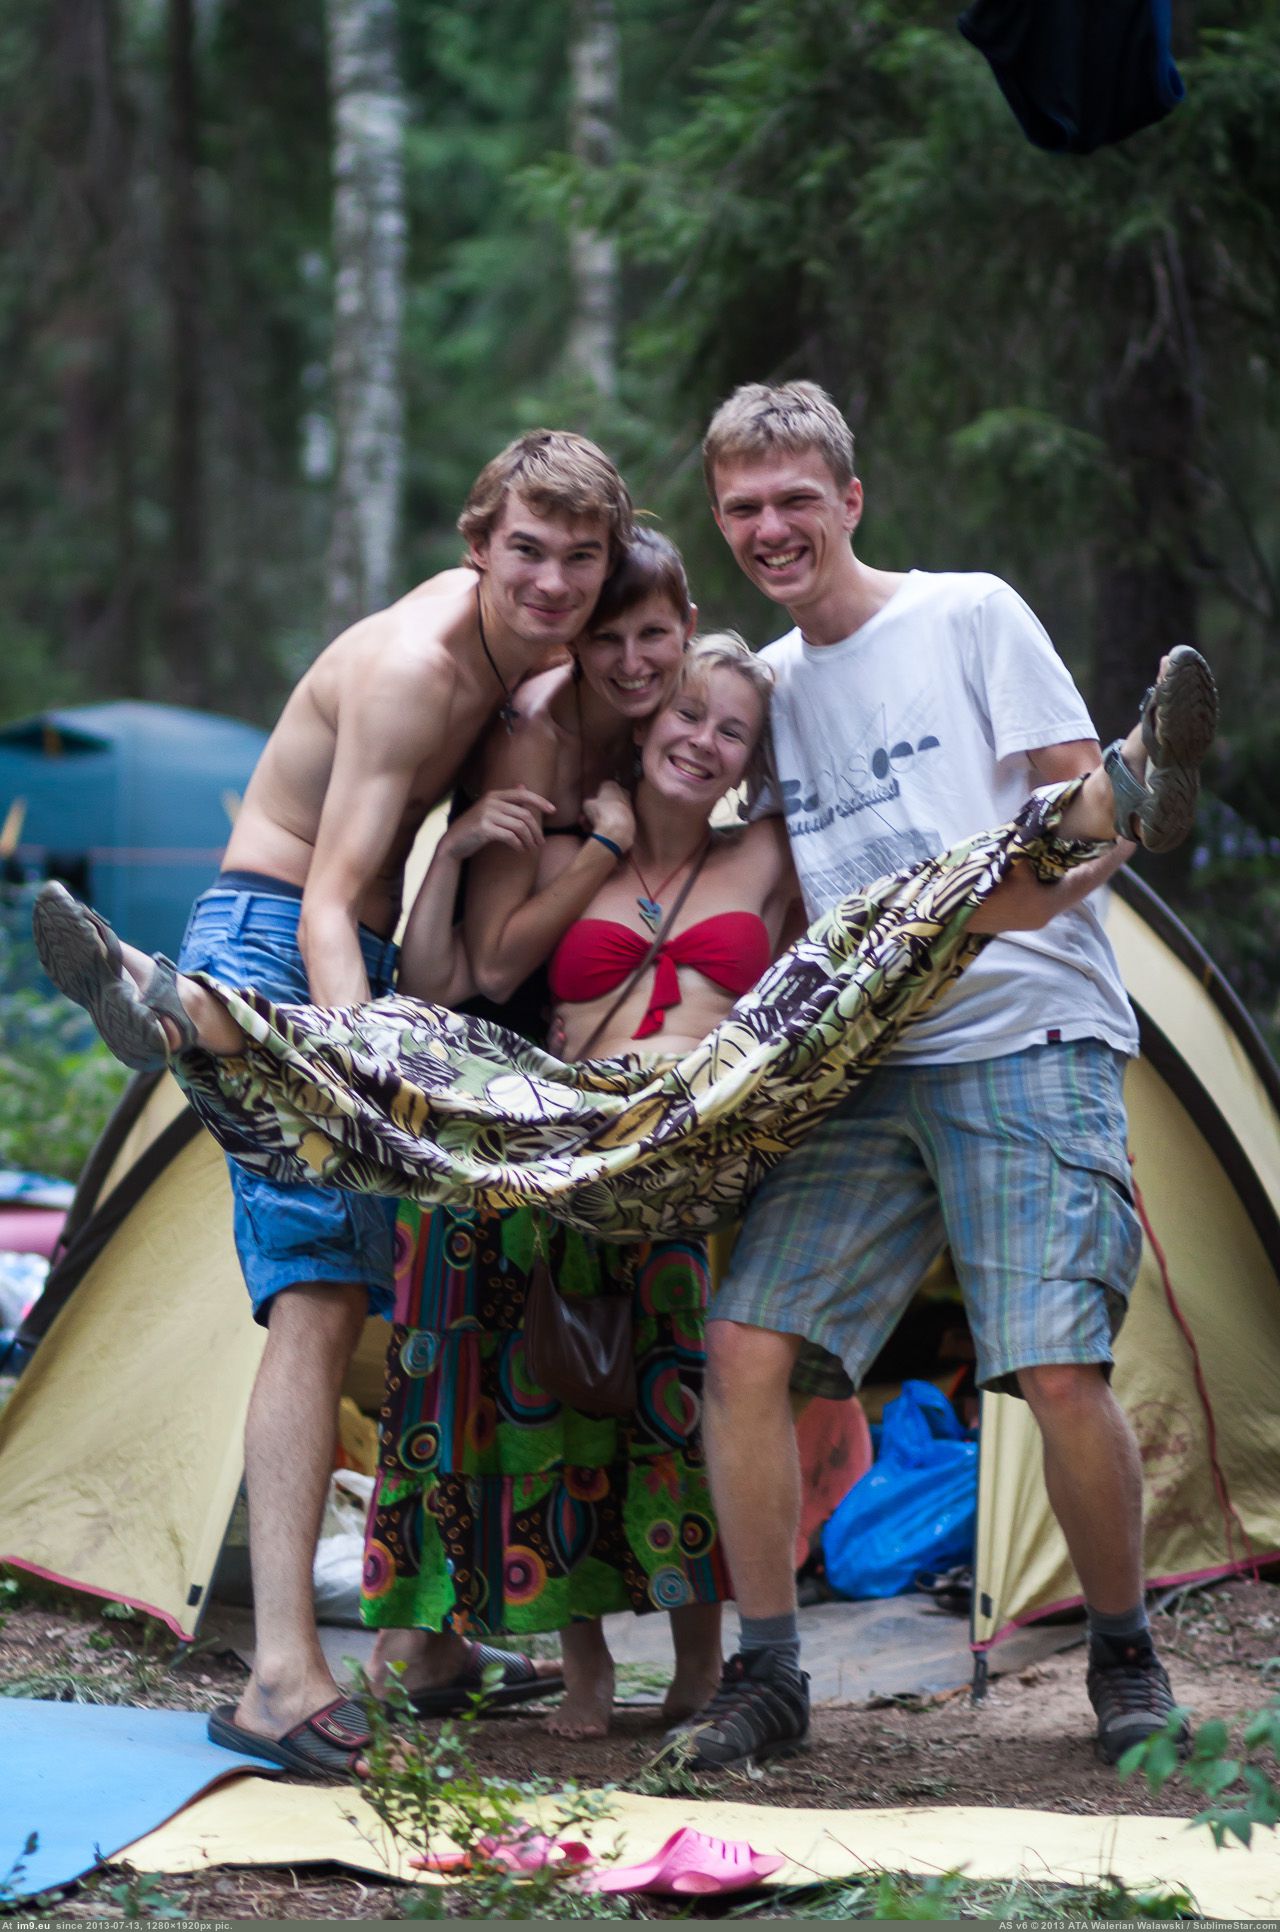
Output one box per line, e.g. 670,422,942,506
567,0,619,397
325,0,406,638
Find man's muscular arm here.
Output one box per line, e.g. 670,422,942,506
299,653,450,1006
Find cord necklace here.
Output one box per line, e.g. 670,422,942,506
475,584,518,732
627,835,710,933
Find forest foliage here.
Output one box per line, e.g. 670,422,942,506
3,0,1279,1038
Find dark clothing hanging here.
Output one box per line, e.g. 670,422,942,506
957,0,1185,156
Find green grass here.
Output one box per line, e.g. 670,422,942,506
732,1872,1198,1920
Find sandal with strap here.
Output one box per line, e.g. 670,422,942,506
207,1696,371,1780
32,881,199,1071
408,1640,563,1717
1103,644,1218,853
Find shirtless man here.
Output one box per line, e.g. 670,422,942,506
180,430,631,1774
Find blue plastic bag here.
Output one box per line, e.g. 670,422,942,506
822,1380,977,1600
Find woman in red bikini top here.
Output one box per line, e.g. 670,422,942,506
542,633,800,1063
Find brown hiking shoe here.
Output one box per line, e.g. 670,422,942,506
1086,1637,1188,1764
658,1649,809,1771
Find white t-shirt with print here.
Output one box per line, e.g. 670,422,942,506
759,569,1139,1065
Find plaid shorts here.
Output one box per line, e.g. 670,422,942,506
709,1040,1142,1400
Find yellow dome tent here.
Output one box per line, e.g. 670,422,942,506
971,871,1280,1681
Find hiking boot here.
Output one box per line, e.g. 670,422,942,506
1086,1636,1187,1764
659,1649,810,1771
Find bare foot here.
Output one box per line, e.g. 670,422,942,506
546,1621,614,1739
235,1669,341,1740
370,1627,468,1699
546,1664,614,1739
662,1661,721,1724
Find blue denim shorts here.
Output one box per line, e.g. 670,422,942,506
179,880,400,1325
711,1040,1142,1401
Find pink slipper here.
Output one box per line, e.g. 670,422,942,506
412,1831,592,1876
589,1825,785,1895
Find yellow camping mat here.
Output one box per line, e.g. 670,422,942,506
114,1778,1280,1920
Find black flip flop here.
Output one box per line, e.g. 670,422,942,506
207,1695,371,1780
409,1640,563,1717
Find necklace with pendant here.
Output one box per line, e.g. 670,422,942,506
627,837,709,932
476,584,518,732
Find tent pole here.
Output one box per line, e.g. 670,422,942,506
970,1388,987,1702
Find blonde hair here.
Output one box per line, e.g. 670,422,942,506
676,630,774,705
458,429,634,558
670,631,777,794
702,380,856,500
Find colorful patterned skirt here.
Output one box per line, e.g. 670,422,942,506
362,1202,729,1634
176,784,1102,1239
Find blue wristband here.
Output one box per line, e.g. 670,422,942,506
590,831,624,860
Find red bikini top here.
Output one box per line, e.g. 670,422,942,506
549,911,771,1040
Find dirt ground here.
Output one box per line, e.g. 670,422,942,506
454,1575,1280,1815
3,1572,1278,1919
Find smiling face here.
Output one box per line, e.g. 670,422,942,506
711,449,863,610
576,590,692,720
469,490,612,651
640,664,767,810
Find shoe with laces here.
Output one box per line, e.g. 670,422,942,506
659,1649,810,1771
1087,1635,1187,1764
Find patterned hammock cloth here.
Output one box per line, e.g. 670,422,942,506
176,782,1103,1241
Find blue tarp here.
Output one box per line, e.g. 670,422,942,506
823,1381,978,1600
0,1698,276,1899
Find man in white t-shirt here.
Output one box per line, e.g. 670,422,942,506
668,379,1182,1772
